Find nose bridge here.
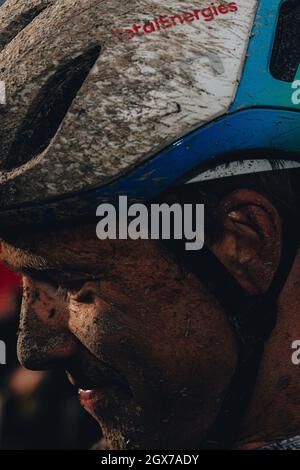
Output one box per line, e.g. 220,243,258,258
17,276,78,370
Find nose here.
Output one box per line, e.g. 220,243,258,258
17,275,78,370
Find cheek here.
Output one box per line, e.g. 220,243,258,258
67,292,151,366
67,284,237,400
68,296,119,358
139,303,237,394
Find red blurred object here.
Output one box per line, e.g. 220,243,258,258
0,243,21,287
0,262,21,289
0,246,21,318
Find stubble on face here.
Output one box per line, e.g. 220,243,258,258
1,223,238,449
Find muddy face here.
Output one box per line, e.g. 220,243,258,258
1,223,237,449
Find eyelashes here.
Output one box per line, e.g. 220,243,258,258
56,280,88,301
56,285,70,302
23,268,89,298
22,264,106,305
56,279,87,292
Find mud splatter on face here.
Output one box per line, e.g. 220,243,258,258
1,222,237,449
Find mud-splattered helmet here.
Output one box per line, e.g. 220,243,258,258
1,0,300,449
0,0,300,226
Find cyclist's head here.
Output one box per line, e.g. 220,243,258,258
2,165,300,449
2,0,300,449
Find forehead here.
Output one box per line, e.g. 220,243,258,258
0,223,107,272
0,223,159,275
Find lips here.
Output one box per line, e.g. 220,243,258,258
65,353,132,414
67,371,118,416
78,388,105,413
66,370,117,391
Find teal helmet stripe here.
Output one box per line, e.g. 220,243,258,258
232,0,300,111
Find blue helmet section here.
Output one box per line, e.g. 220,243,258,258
3,107,300,227
91,109,300,204
90,0,300,204
232,0,300,111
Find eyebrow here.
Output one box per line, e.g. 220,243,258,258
2,255,55,274
2,255,93,279
1,241,112,281
1,257,23,273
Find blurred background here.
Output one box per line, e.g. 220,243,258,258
0,258,100,449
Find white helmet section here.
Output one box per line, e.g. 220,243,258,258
0,0,258,207
187,159,300,183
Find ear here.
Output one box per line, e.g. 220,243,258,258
207,189,282,295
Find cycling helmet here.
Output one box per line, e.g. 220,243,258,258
0,0,300,225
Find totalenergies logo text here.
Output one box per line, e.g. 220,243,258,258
113,2,239,42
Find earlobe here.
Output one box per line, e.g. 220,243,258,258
207,189,282,295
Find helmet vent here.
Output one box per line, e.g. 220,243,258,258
2,45,101,171
0,4,48,51
270,0,300,82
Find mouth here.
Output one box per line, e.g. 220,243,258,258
78,389,108,413
66,362,132,416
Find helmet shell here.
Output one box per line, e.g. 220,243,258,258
0,0,257,208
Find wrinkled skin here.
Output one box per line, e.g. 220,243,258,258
2,189,300,449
